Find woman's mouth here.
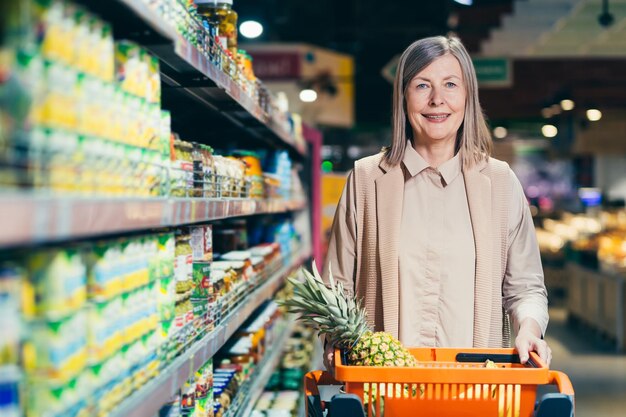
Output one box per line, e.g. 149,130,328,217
422,113,450,122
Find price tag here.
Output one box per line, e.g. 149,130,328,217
189,201,197,222
188,353,195,380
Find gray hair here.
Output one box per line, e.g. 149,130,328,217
384,36,492,169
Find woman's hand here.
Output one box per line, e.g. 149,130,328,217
515,318,552,366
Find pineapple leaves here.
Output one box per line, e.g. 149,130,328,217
277,262,374,350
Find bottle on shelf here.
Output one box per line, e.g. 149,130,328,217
195,0,238,57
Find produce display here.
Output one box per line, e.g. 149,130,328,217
537,209,626,273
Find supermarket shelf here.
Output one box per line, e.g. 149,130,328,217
110,0,178,41
110,251,310,417
75,0,306,157
171,39,306,156
0,195,306,248
227,318,298,417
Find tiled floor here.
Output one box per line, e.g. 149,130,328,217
545,307,626,417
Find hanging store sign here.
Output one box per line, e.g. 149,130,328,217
472,57,512,87
247,51,301,80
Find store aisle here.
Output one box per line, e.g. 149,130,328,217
546,308,626,417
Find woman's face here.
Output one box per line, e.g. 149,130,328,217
405,54,466,147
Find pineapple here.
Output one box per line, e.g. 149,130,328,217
278,262,418,367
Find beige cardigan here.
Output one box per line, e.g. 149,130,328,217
324,152,514,348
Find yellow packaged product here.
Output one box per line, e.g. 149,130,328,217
73,8,93,74
0,264,23,368
235,152,263,198
87,241,124,300
146,53,161,105
90,352,125,414
98,23,115,83
171,138,195,197
115,41,142,97
23,309,88,381
87,296,124,362
38,0,70,64
24,248,87,317
25,371,92,417
225,156,246,197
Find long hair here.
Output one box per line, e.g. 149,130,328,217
384,36,492,169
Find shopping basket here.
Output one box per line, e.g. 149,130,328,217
305,347,574,417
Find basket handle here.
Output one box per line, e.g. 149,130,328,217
455,351,544,368
455,352,520,363
549,370,575,396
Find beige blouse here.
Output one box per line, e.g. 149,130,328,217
399,144,475,347
326,142,548,347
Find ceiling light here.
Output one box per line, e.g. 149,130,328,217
586,108,602,121
541,124,558,138
493,126,507,139
299,89,318,103
240,20,263,39
560,99,575,111
541,107,553,119
453,0,473,5
550,104,562,115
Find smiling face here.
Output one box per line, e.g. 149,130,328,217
405,54,466,148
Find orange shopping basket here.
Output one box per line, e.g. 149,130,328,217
304,347,575,417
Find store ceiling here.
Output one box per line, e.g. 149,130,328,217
483,0,626,57
236,0,626,127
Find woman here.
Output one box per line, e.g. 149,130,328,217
323,36,551,370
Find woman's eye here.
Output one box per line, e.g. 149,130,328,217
445,82,457,88
416,83,429,89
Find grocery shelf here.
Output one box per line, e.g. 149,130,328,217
226,318,298,417
109,0,178,42
109,250,310,417
75,0,306,157
0,195,306,248
171,39,306,155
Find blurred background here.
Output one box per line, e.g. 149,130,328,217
1,0,626,416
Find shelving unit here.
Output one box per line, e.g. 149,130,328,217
0,195,306,247
75,0,307,157
1,1,315,416
226,318,297,417
109,251,308,417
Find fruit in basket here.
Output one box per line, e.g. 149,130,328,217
278,262,418,367
484,359,498,369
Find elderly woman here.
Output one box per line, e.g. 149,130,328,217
323,36,551,370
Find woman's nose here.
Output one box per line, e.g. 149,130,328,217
429,87,444,106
